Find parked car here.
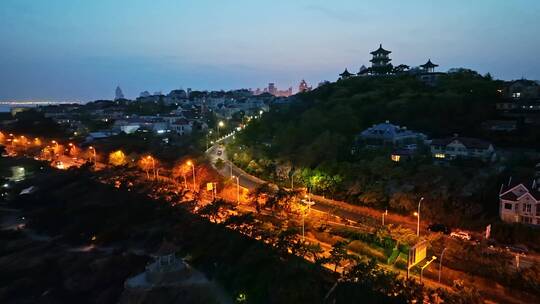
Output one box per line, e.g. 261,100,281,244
428,223,450,234
505,245,528,255
450,230,471,241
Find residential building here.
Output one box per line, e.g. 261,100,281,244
357,121,427,148
430,135,495,161
499,179,540,225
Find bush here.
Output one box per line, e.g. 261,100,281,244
347,240,387,262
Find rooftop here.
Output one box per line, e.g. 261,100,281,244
431,136,492,149
370,44,391,55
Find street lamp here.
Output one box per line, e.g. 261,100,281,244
301,196,315,241
145,155,156,179
206,130,213,150
382,209,388,226
217,121,225,138
420,256,437,283
187,160,196,191
416,197,424,237
232,175,240,204
439,247,447,283
88,146,97,169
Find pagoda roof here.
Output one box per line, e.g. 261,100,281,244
420,59,438,68
370,57,391,63
370,44,391,55
339,69,353,77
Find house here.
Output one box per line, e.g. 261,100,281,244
170,119,193,135
499,179,540,225
430,136,495,161
357,121,427,148
390,149,415,162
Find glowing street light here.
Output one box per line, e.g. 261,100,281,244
206,130,213,150
186,160,196,191
218,120,225,139
88,146,97,169
147,155,156,179
382,209,388,226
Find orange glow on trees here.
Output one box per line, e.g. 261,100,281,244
172,161,191,188
108,150,127,166
138,155,157,179
0,131,6,144
33,138,42,146
68,143,79,157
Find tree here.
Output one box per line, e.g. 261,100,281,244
248,183,273,213
108,150,127,166
329,241,350,272
138,156,157,179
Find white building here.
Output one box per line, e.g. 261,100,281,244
430,136,495,161
499,180,540,225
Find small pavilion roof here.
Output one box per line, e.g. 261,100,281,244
420,59,438,68
370,44,391,55
339,69,353,77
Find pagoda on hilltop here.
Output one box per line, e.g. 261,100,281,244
339,68,354,80
370,44,393,75
420,59,439,73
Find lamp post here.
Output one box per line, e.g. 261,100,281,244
217,121,224,138
206,130,213,150
382,209,388,226
439,247,447,283
232,175,240,204
51,140,59,157
301,195,315,241
187,161,196,191
420,256,437,283
416,197,424,237
89,146,97,169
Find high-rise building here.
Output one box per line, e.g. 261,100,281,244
268,83,277,95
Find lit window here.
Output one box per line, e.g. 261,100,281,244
391,155,400,162
435,153,445,159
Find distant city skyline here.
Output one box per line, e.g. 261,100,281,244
1,0,540,101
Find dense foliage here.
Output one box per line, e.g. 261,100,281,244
232,72,536,229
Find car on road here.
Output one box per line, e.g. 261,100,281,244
428,223,450,234
505,245,528,255
450,230,471,241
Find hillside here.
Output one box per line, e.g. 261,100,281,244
230,71,538,229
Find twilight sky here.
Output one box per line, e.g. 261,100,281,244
1,0,539,101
